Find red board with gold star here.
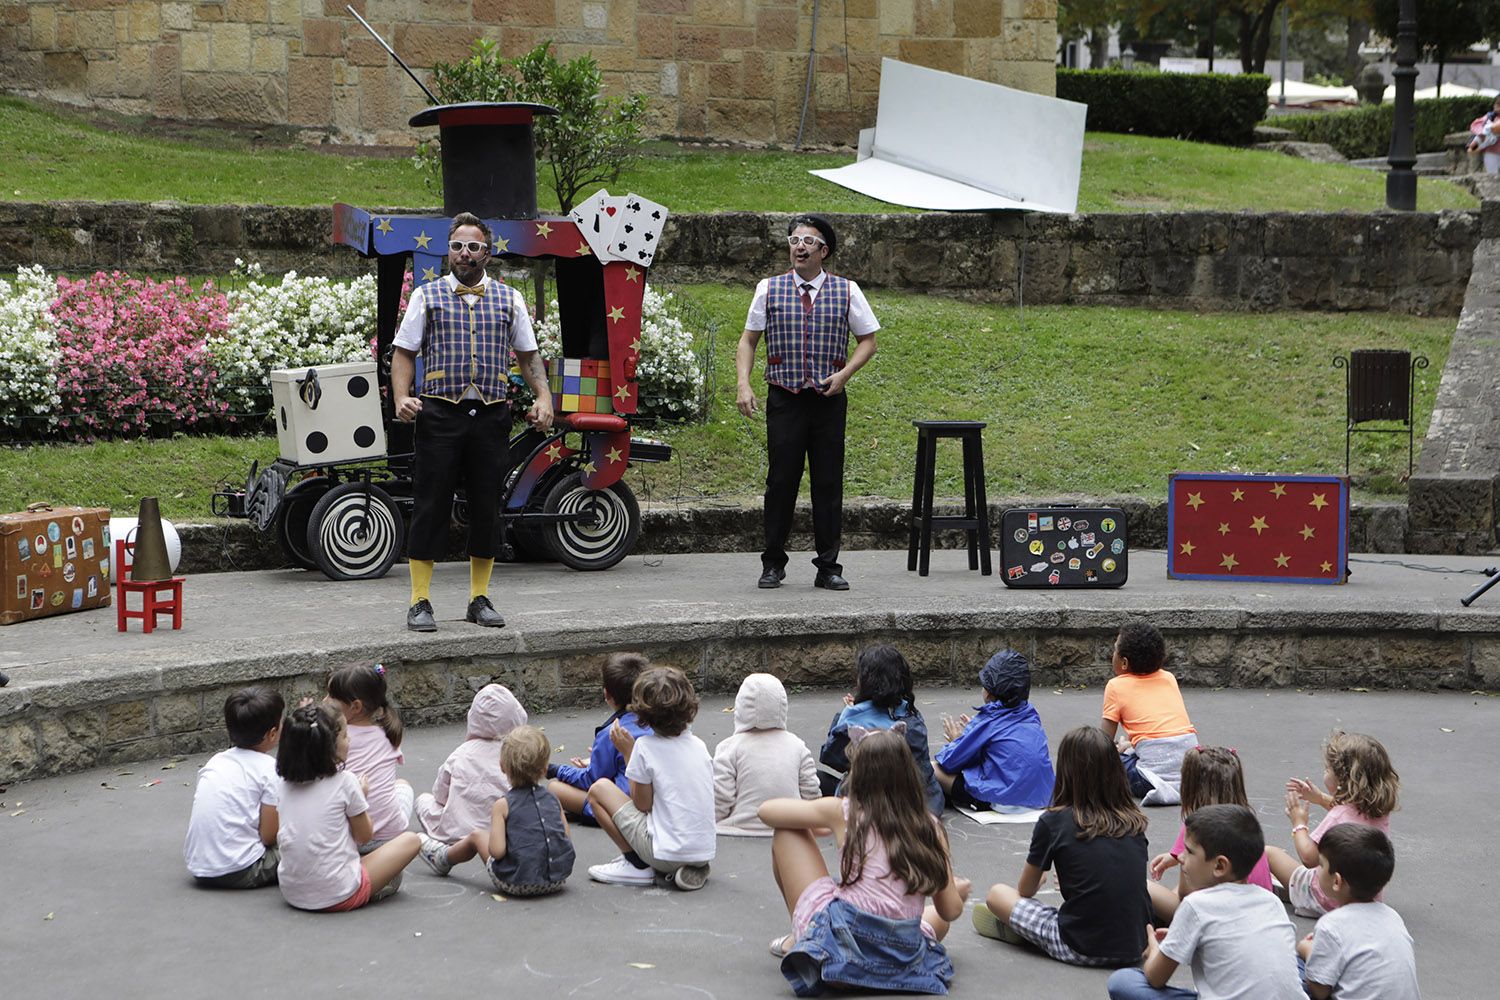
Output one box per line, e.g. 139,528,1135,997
1167,473,1349,584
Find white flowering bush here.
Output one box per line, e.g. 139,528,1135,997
0,265,62,434
207,260,379,415
532,284,707,422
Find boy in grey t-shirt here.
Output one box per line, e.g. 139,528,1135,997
1299,825,1420,1000
1107,805,1304,1000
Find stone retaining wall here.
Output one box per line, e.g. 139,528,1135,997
0,202,1479,315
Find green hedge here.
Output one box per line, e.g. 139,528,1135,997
1270,96,1493,159
1056,69,1271,146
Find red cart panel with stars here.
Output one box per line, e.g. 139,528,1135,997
1167,473,1349,585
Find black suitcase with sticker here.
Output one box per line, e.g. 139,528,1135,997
999,506,1128,588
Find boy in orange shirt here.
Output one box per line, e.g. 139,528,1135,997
1100,619,1197,806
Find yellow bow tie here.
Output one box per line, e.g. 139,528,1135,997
454,284,484,298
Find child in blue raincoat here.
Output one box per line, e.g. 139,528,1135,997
932,650,1054,813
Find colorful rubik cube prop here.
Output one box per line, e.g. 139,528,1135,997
550,358,615,416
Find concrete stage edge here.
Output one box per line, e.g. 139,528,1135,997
3,549,1500,783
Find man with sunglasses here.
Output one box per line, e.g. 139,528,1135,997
735,214,879,591
391,212,553,632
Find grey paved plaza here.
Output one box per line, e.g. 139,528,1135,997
2,685,1491,998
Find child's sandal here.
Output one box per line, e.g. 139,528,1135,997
769,934,795,958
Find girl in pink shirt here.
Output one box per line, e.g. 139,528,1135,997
326,663,413,847
1146,745,1274,922
1268,730,1400,917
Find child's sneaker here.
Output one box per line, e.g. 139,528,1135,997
418,836,453,877
588,855,655,886
671,863,710,892
972,903,1026,945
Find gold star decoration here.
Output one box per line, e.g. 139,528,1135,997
414,230,432,250
580,461,597,475
376,217,393,235
1230,488,1245,502
614,384,631,402
1299,524,1315,541
1217,522,1231,536
1309,492,1329,511
605,446,623,464
1219,552,1239,571
420,266,438,282
1274,552,1291,568
1320,561,1334,573
1186,491,1205,510
575,242,593,256
1249,515,1269,535
1179,540,1196,556
624,266,642,283
544,443,563,462
607,306,626,323
629,337,642,353
534,221,553,238
1271,482,1287,498
494,237,509,253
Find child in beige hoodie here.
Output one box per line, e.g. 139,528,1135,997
713,673,820,836
415,684,527,843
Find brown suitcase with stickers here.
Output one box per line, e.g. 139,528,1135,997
0,504,113,625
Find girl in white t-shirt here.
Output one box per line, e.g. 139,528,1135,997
326,663,413,848
275,702,421,912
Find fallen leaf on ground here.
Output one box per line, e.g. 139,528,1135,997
553,745,565,753
628,963,655,970
10,809,25,817
116,770,134,776
491,893,507,901
43,912,54,921
100,782,116,790
140,779,162,788
1350,687,1369,693
1440,727,1454,733
160,762,179,770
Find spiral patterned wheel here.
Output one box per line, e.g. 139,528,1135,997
308,482,406,581
541,472,641,571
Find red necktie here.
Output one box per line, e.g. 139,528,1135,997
800,282,814,313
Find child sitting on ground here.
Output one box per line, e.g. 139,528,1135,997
761,729,967,996
548,652,651,824
184,686,285,888
932,649,1054,813
586,665,716,891
1106,804,1304,1000
325,663,413,847
1297,825,1419,999
1101,619,1197,805
973,726,1151,969
417,725,577,896
713,672,820,836
275,702,421,911
819,644,944,815
1267,729,1400,918
415,683,527,844
1148,746,1274,923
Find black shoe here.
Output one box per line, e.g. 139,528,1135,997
814,572,849,591
757,567,786,589
407,599,437,632
465,595,506,628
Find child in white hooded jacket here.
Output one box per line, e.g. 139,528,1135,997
415,684,528,843
713,673,820,836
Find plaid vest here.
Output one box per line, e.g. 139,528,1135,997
764,272,851,391
419,280,515,403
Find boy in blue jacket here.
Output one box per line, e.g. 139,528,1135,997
548,652,651,823
932,649,1054,812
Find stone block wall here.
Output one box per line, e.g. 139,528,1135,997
0,0,1059,146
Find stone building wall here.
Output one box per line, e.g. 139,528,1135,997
0,0,1060,146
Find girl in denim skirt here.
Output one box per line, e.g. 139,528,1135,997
759,728,969,996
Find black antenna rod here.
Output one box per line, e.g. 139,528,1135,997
345,4,439,105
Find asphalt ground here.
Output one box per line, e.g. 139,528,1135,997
1,686,1489,999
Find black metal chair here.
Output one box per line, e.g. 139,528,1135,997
906,420,992,577
1334,349,1428,476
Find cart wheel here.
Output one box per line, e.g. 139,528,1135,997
508,522,552,562
274,480,329,571
308,482,406,581
541,472,641,571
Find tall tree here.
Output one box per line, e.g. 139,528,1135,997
1372,0,1492,94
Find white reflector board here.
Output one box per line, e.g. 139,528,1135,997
811,59,1087,213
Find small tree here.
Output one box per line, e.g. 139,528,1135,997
1372,0,1490,96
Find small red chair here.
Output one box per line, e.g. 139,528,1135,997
115,538,184,633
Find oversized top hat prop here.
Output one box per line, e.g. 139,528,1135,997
410,102,559,221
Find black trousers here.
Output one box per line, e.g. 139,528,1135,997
762,385,847,575
408,397,511,561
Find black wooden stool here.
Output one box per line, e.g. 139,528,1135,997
907,420,992,577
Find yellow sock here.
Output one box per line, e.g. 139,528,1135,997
409,559,434,605
470,557,494,601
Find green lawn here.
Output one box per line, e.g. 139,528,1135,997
0,96,1475,214
0,287,1453,519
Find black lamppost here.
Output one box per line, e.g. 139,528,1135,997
1386,0,1418,210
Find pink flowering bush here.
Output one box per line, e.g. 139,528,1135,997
49,272,231,441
